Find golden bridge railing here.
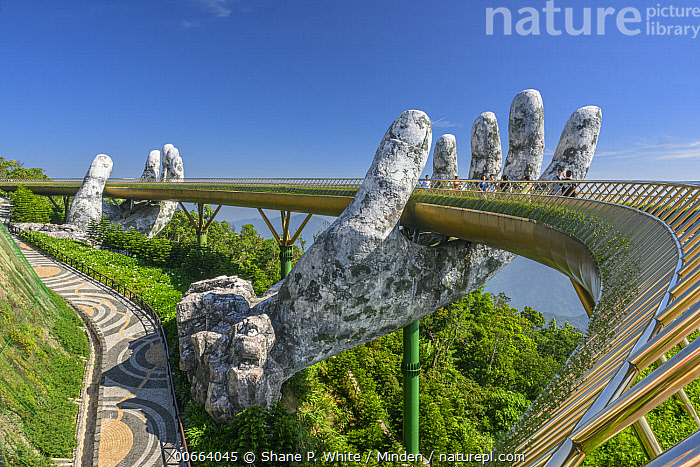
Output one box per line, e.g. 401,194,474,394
2,177,700,466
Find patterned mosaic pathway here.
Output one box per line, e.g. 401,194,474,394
15,239,182,467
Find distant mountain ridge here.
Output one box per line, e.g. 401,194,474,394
486,256,588,331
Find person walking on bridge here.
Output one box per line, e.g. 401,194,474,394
550,168,565,195
562,170,578,197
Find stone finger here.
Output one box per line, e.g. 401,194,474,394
432,134,458,186
141,150,161,180
469,111,502,180
540,106,602,180
503,89,544,180
161,144,184,180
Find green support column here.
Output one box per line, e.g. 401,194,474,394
196,230,207,248
178,202,222,249
63,196,71,223
279,244,294,279
258,209,313,280
197,203,206,248
402,319,420,454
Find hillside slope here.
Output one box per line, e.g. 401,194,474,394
0,222,89,467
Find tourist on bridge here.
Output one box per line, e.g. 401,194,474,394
488,174,497,192
551,168,565,195
500,174,511,192
478,175,489,192
519,175,533,194
562,170,578,197
421,175,431,189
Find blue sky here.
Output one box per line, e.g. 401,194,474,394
1,0,699,183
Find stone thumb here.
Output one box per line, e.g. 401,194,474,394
319,110,431,263
66,154,113,230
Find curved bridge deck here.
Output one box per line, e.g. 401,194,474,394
3,178,700,466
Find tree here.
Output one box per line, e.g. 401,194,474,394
0,156,47,179
533,320,582,367
7,166,47,179
482,387,530,436
11,186,51,223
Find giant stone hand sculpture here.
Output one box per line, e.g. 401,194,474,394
102,144,184,236
177,90,602,423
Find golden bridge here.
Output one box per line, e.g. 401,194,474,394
2,177,700,467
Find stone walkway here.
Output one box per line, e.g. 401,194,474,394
12,236,183,466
